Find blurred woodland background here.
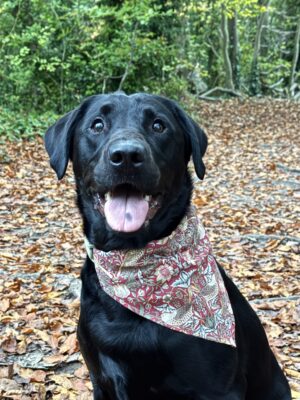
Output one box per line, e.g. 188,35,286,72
0,0,299,139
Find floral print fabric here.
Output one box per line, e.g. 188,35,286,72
90,208,236,347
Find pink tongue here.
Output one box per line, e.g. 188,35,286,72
104,190,149,233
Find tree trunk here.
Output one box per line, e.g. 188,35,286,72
221,5,234,90
289,18,300,97
249,0,272,95
207,0,219,88
228,10,240,90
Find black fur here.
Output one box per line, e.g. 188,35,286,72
45,93,291,399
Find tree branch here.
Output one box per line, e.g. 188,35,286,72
199,86,243,99
118,24,137,91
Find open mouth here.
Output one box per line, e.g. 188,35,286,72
94,184,162,233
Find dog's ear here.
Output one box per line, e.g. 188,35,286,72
173,103,208,180
44,108,80,179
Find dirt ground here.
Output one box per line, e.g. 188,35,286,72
0,98,299,399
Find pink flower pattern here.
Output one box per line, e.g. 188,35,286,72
92,208,236,347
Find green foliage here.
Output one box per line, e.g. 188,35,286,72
0,0,299,139
0,0,188,117
0,107,58,141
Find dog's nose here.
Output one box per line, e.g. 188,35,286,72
109,142,145,168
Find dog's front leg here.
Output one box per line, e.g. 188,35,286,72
98,353,129,400
81,347,129,400
89,367,128,400
78,326,129,400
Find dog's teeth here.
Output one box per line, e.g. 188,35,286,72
104,193,111,201
144,195,151,202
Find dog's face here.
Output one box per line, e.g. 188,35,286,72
45,93,207,244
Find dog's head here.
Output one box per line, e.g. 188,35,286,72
45,93,207,245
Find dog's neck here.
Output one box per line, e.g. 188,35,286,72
77,171,194,252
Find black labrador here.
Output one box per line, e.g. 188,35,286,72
45,93,291,400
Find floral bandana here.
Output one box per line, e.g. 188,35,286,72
85,208,236,347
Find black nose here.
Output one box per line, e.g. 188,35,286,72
109,142,145,169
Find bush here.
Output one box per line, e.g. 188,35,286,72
0,107,57,141
0,0,189,119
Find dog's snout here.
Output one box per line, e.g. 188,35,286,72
109,142,146,169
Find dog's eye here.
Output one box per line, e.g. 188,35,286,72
152,120,165,133
91,118,105,134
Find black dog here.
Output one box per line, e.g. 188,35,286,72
45,93,291,399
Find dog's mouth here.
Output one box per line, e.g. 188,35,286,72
94,184,162,233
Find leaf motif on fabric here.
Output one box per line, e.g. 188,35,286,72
173,270,195,288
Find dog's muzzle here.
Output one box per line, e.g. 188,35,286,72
93,136,161,233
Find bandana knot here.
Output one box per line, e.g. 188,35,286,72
87,208,236,347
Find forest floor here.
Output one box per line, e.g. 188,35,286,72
0,98,299,399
